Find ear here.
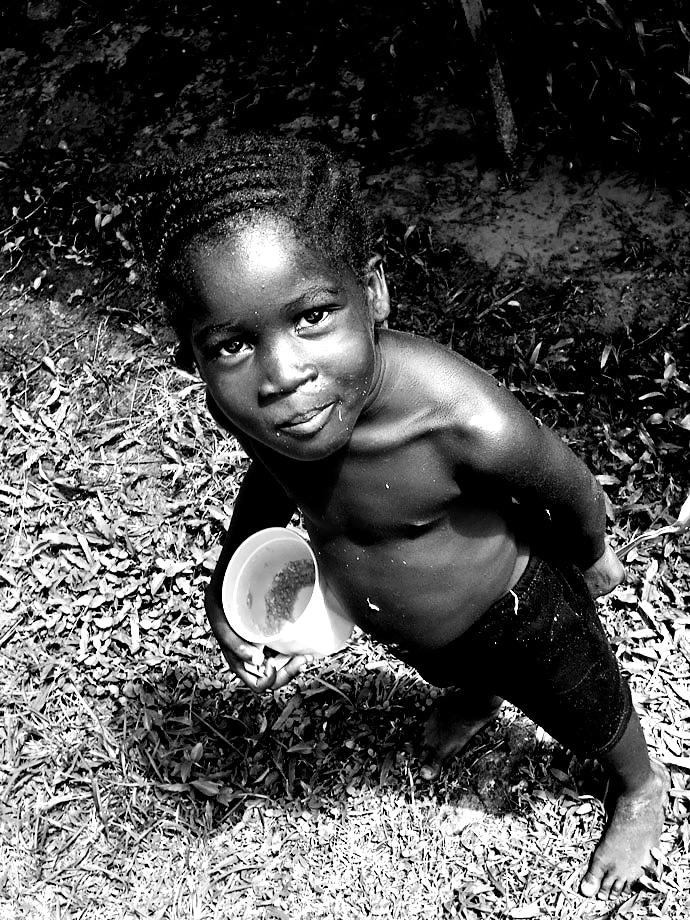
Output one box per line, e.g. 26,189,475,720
365,256,390,327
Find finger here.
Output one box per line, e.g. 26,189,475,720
219,646,269,687
208,601,264,665
271,655,312,690
216,631,264,665
419,749,443,781
230,653,314,691
232,659,278,693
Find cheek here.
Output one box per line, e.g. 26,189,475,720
202,366,253,419
327,321,374,371
339,363,374,401
337,336,376,394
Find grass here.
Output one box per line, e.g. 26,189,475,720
3,3,690,915
1,230,690,919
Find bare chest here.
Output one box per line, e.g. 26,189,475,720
261,437,460,542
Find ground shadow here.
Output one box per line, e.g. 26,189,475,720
109,650,595,833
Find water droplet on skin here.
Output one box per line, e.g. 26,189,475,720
337,404,343,422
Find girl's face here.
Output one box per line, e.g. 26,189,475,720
181,216,389,460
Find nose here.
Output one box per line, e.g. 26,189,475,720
257,336,318,398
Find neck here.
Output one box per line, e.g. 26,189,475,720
361,334,386,420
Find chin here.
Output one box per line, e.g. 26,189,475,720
271,430,351,462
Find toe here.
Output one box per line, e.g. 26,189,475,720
607,879,627,901
419,751,442,781
580,863,608,899
596,871,616,900
579,873,600,898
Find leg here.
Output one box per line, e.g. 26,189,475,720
473,556,669,898
420,689,503,781
579,709,669,899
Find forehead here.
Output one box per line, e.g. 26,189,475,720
181,214,353,294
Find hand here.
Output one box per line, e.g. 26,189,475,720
581,540,625,599
204,578,311,691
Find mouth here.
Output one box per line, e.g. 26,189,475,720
276,402,336,438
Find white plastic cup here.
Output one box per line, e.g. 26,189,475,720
221,527,353,657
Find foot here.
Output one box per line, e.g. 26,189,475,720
419,691,503,781
579,760,669,899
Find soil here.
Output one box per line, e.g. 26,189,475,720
5,97,689,358
364,100,690,338
2,0,690,354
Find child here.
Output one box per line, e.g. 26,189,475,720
131,133,668,900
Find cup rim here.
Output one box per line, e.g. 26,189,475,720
222,529,320,644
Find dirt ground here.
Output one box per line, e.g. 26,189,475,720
363,101,690,337
6,96,690,349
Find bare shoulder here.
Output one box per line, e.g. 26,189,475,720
380,329,518,426
377,332,598,510
377,329,549,479
382,329,488,379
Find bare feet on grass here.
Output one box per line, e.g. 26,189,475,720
579,761,669,899
419,690,503,781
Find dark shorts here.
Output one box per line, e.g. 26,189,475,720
396,551,632,759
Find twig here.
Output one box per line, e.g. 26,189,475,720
617,489,690,559
8,331,90,396
308,674,355,707
616,524,686,559
71,685,119,759
192,710,245,758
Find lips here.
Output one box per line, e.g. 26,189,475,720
276,402,336,437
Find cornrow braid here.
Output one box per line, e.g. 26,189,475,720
128,133,373,337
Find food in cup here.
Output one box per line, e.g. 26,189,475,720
262,558,315,633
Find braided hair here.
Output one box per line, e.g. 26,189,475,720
129,133,373,338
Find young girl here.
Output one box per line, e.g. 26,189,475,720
130,133,668,900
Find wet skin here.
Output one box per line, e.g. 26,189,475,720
181,215,664,898
184,216,607,651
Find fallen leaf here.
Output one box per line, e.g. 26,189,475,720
509,903,542,918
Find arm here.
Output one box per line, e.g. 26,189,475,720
206,458,310,691
447,359,623,591
580,540,625,599
205,391,312,687
483,417,607,568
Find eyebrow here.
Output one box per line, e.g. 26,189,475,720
193,285,342,348
286,285,341,307
193,322,240,349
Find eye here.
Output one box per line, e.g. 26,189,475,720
296,308,330,329
210,337,252,359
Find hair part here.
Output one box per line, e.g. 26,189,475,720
128,133,373,338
